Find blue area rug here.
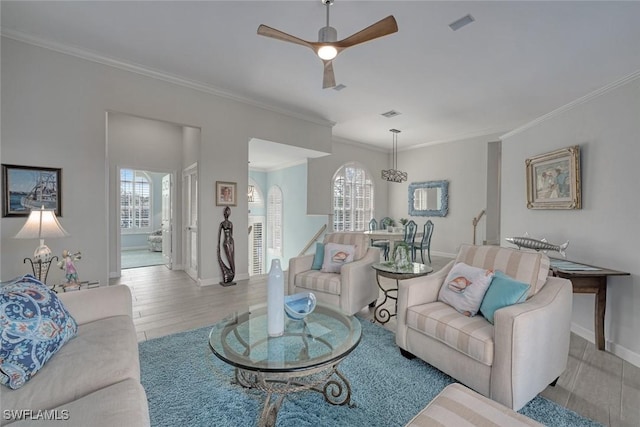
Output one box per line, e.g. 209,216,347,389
139,318,601,427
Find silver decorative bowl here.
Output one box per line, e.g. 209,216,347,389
284,292,317,320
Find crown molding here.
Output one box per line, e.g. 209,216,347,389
501,69,640,139
1,30,335,129
403,127,509,152
332,136,388,153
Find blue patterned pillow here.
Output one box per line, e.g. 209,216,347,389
0,275,78,389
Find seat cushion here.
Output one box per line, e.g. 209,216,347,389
2,315,140,415
6,378,150,427
456,244,550,296
323,232,369,261
294,271,341,296
406,302,494,366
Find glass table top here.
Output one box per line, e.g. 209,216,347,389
208,303,361,373
373,261,434,276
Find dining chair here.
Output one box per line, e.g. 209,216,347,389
369,218,389,260
413,220,434,264
403,220,418,261
380,217,393,229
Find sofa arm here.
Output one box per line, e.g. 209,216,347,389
339,247,381,311
287,254,315,294
398,260,454,310
491,276,573,410
58,285,134,325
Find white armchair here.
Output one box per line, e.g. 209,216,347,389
396,244,573,410
288,232,380,316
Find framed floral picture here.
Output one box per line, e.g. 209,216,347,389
2,164,62,217
526,146,581,209
215,181,237,206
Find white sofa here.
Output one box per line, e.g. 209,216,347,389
288,232,380,316
1,285,150,426
396,245,573,411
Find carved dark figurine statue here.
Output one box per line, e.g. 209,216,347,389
217,206,236,286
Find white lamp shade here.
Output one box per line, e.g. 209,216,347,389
14,208,69,240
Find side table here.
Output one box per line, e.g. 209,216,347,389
550,259,629,351
372,262,433,324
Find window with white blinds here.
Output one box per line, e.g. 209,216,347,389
267,186,283,256
120,169,152,232
250,221,264,275
332,162,374,231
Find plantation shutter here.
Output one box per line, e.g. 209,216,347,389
333,163,374,231
267,186,283,256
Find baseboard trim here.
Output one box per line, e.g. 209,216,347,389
571,322,640,368
198,273,249,287
431,250,457,259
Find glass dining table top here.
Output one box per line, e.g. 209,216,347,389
208,303,361,373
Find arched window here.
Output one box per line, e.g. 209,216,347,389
120,168,152,232
267,186,283,256
332,162,374,231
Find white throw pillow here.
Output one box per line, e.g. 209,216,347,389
321,243,356,273
438,262,494,317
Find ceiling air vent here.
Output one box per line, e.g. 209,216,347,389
333,84,347,91
449,14,475,31
381,110,401,118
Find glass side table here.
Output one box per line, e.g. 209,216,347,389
372,262,433,324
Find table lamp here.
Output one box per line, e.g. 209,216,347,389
14,206,69,264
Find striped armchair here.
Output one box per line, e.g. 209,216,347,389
396,245,573,411
288,232,380,316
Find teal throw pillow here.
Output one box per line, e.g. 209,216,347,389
311,243,324,270
0,275,78,389
480,271,530,324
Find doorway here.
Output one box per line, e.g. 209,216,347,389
183,163,198,281
119,168,172,270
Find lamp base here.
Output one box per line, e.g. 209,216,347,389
34,244,53,263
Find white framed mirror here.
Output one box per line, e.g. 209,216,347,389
408,180,449,217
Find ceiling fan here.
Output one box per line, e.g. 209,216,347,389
257,0,398,89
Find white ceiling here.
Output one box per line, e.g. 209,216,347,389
3,1,640,155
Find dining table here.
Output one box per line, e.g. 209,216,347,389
364,229,422,258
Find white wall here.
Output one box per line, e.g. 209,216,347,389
389,133,503,255
0,37,332,285
308,139,389,220
501,74,640,365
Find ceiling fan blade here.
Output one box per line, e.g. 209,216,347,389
322,60,336,89
257,24,313,49
335,15,398,49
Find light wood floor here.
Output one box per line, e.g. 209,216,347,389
111,257,640,427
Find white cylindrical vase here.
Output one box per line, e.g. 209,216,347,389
267,259,285,337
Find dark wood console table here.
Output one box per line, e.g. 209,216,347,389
550,259,629,351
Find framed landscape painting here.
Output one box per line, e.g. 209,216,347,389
2,164,62,217
525,146,581,210
215,181,237,206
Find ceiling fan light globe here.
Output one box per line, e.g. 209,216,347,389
317,45,337,60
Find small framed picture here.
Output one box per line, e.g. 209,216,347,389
525,145,581,210
215,181,237,206
2,164,62,217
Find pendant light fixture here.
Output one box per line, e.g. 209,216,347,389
381,129,407,183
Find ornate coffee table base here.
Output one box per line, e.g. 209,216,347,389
235,364,353,427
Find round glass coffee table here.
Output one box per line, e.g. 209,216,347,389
208,303,361,427
372,262,433,324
